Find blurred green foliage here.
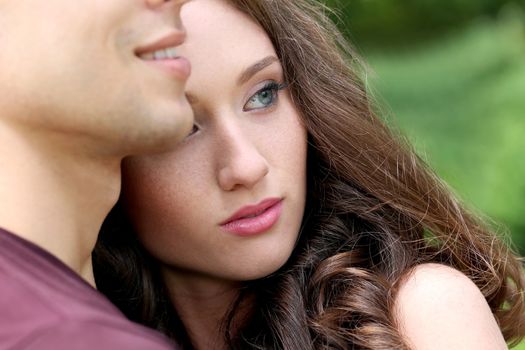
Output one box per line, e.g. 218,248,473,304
323,0,525,256
327,0,525,48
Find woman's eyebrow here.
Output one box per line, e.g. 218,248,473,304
237,56,279,85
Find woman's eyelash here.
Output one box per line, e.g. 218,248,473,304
261,81,288,92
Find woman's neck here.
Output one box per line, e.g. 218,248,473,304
162,268,249,350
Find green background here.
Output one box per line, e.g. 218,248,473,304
324,1,525,347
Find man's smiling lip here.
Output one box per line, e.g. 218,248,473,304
135,30,186,57
135,30,191,81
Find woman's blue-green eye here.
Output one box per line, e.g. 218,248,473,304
244,82,283,111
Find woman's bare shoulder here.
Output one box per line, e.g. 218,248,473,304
394,263,507,350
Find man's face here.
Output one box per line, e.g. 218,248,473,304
0,0,193,154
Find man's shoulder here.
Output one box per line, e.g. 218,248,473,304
0,260,176,350
0,229,176,350
0,273,175,350
14,319,176,350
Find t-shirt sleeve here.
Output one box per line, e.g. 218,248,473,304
22,320,177,350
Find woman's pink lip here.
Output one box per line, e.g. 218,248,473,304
220,198,283,236
220,198,282,224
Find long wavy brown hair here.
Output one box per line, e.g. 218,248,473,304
94,0,525,348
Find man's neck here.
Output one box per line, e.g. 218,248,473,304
0,122,122,286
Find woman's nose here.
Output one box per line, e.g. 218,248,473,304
217,129,269,192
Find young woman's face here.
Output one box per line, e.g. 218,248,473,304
122,0,307,285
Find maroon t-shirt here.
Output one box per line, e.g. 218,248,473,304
0,227,176,350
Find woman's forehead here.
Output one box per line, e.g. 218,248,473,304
180,0,275,60
180,0,278,91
